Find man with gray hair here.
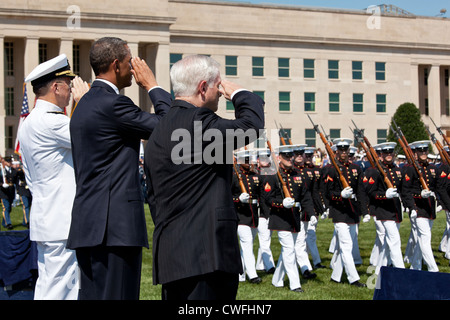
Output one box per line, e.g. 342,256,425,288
145,55,265,300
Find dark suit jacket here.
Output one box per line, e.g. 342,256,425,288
67,81,171,249
145,90,264,285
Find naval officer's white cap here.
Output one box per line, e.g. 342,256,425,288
25,54,77,87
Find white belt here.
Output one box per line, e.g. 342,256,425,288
294,202,301,208
251,199,258,204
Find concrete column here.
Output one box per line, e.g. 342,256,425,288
59,38,74,68
154,41,171,90
428,64,441,125
410,63,420,107
24,36,40,111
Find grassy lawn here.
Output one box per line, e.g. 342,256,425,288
5,204,449,300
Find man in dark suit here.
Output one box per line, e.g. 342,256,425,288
67,37,171,300
1,156,16,230
145,55,265,300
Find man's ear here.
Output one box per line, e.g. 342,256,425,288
199,80,208,95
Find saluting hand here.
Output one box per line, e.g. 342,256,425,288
219,79,244,101
131,57,158,91
72,76,90,103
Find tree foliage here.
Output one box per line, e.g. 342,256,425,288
387,102,430,154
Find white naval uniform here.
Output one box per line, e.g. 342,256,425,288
18,99,79,300
256,216,275,271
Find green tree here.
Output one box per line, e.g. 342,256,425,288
387,102,430,154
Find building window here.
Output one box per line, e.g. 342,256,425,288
424,67,429,86
226,101,234,111
352,61,363,80
304,59,315,79
377,129,387,144
225,56,237,76
376,94,386,113
5,87,14,116
304,92,315,112
4,42,14,76
425,98,429,116
329,93,340,112
329,129,341,140
5,126,13,149
305,129,316,147
279,91,290,112
252,57,264,77
445,69,449,87
353,93,363,112
278,58,290,78
328,60,339,79
39,43,48,64
375,62,386,81
73,44,80,75
170,53,182,69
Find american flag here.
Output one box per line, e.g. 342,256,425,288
14,82,30,155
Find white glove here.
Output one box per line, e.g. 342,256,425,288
310,215,318,226
363,214,371,223
283,197,295,209
386,188,399,199
410,209,417,219
2,183,9,188
239,193,250,203
421,189,432,199
321,209,329,220
341,187,353,199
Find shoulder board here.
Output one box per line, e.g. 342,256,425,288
47,111,65,115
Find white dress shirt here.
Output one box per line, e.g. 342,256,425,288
18,99,76,241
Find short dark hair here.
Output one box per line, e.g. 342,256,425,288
89,37,129,76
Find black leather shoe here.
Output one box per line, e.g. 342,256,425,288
249,277,262,284
314,263,326,269
291,287,304,293
266,267,275,274
302,270,317,279
350,281,367,288
6,224,13,230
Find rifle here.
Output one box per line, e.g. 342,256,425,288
426,126,450,165
321,125,332,145
430,117,450,147
351,121,394,189
233,156,247,194
351,126,375,167
265,138,292,198
390,120,429,191
279,123,293,145
307,114,350,189
274,121,287,146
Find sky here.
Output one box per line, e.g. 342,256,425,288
218,0,449,17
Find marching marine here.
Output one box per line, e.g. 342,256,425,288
363,142,405,274
232,150,262,284
323,138,368,287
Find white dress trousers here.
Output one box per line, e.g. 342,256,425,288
256,217,275,271
272,231,301,290
330,223,360,284
375,220,405,274
306,221,322,266
439,210,450,260
238,225,258,280
410,217,439,272
34,241,79,300
370,217,384,266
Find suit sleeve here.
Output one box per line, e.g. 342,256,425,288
113,89,170,139
197,91,265,150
